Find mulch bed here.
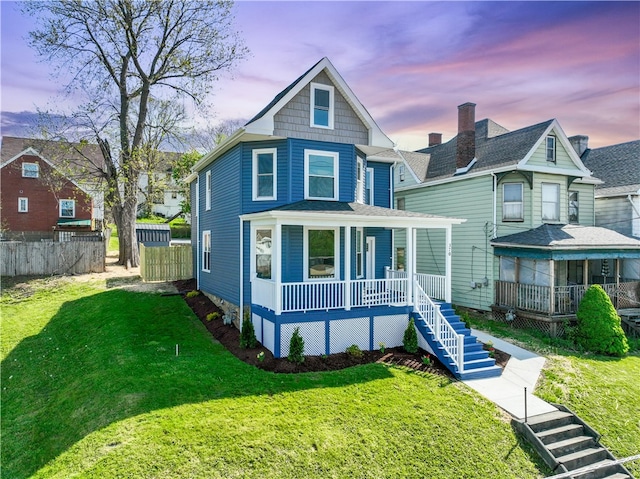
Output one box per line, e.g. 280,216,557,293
173,279,509,377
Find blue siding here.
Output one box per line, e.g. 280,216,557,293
368,161,391,208
367,227,392,278
240,139,289,214
282,225,304,282
198,145,242,305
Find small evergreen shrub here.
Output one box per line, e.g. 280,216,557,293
346,344,364,359
206,312,219,322
239,315,258,349
403,318,419,353
288,327,305,364
186,290,200,298
575,285,629,357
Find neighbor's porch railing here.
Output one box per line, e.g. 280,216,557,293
495,280,640,314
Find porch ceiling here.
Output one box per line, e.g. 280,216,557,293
240,200,465,228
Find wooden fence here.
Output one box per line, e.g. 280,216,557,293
140,244,192,282
1,240,105,276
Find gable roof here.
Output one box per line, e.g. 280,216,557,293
581,140,640,197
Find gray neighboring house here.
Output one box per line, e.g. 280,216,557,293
581,139,640,282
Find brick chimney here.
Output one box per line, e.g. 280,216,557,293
568,135,589,157
456,102,476,170
428,132,442,147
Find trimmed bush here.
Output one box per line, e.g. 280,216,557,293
288,327,305,364
575,285,629,357
345,344,364,359
403,318,419,353
239,316,258,349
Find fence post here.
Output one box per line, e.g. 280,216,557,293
524,387,528,423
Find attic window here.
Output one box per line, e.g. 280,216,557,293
22,162,39,178
546,136,556,163
310,83,334,129
398,164,405,181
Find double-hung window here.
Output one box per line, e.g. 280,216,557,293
253,148,277,201
205,171,211,210
305,150,338,200
202,231,211,272
59,199,75,218
310,83,334,129
355,228,363,278
305,227,338,280
355,157,365,203
546,136,556,163
365,168,374,205
255,228,272,279
542,183,560,222
503,183,523,221
18,197,28,213
22,162,39,178
568,191,579,224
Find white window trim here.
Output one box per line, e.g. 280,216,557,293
59,199,76,218
22,162,39,178
355,157,365,203
569,190,579,224
303,226,340,282
202,230,211,273
18,197,28,213
309,82,335,129
304,149,339,201
542,182,561,222
546,136,556,163
366,167,374,205
355,227,364,278
205,170,211,211
503,182,524,221
252,148,277,201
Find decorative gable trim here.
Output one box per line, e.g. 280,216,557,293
244,57,393,149
517,120,592,176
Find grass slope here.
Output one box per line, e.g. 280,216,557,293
2,280,547,478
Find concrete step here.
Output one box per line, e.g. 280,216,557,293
546,435,595,457
555,447,609,471
526,410,575,433
536,423,584,445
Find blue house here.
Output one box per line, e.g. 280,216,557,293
187,58,500,379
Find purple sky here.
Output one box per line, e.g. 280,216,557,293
1,1,639,150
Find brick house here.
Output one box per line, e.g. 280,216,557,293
0,136,104,241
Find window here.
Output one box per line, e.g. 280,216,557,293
568,191,579,224
396,247,405,271
18,197,28,213
253,148,277,200
396,197,405,210
499,257,516,282
546,136,556,163
542,183,560,222
59,199,75,218
205,171,211,210
202,231,211,272
365,167,374,205
398,164,405,182
355,157,365,203
356,228,363,278
305,227,338,280
22,162,39,178
305,150,338,200
310,82,334,129
503,183,523,221
255,229,272,279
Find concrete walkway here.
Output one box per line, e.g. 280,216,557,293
463,330,557,420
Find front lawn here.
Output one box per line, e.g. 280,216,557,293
1,279,546,479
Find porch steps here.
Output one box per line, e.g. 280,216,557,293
513,406,634,479
413,302,502,381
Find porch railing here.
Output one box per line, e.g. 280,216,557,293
350,278,408,308
386,269,447,301
495,280,640,315
281,281,345,312
414,283,464,373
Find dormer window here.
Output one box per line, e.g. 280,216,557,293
22,162,39,178
546,136,556,163
310,83,334,129
398,164,405,181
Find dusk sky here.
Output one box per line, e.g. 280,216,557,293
1,1,639,151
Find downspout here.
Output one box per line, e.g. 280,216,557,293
491,173,497,238
196,177,200,289
239,216,243,332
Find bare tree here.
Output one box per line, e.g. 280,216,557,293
25,0,248,266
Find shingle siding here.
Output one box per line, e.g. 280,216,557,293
273,71,369,145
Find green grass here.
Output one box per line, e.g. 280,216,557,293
464,312,640,476
1,280,546,479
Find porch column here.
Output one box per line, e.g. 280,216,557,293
344,226,351,311
583,259,589,286
445,225,452,304
549,259,555,314
274,222,282,315
615,258,620,308
406,226,415,308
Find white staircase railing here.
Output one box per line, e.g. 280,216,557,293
414,282,465,373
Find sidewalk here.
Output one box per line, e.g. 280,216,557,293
464,330,557,420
